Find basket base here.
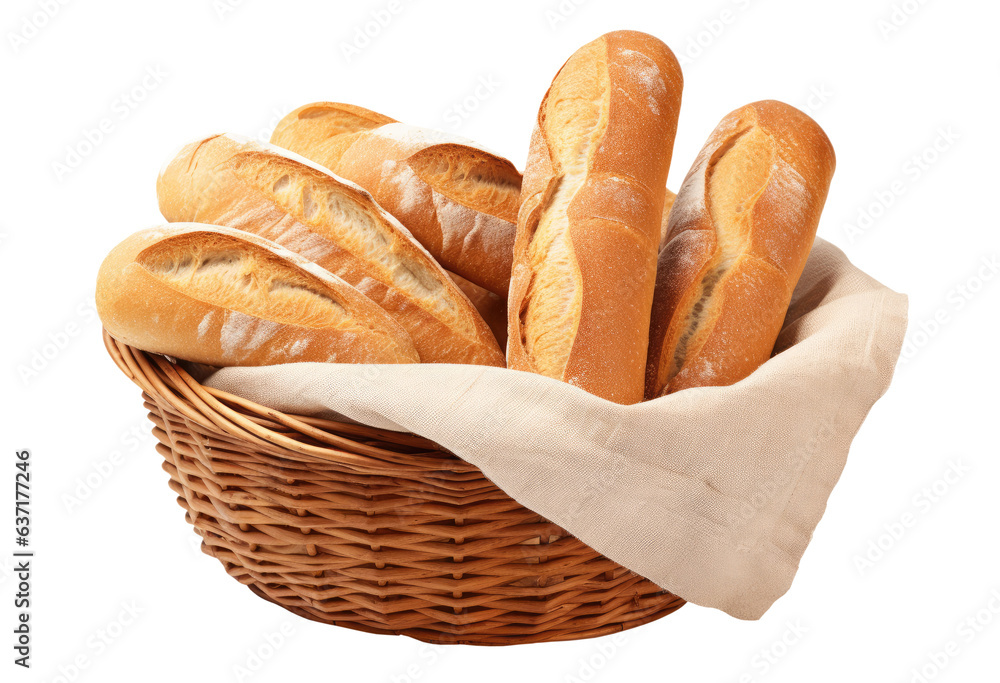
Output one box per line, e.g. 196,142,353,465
246,581,685,646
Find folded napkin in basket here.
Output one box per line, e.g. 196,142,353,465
193,238,908,619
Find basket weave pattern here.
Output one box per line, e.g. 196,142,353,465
105,330,684,645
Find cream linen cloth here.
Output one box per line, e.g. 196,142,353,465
194,238,908,620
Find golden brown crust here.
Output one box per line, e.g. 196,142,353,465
96,224,419,366
275,102,397,140
157,134,504,367
645,100,836,397
507,30,683,405
270,104,521,296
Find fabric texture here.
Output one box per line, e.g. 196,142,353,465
194,238,908,619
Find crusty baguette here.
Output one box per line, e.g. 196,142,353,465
157,133,504,367
96,224,418,366
271,103,521,296
507,30,683,405
447,270,507,350
645,100,836,397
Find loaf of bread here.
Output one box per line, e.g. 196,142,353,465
645,100,836,398
271,103,521,296
96,224,419,366
507,30,683,405
157,133,504,367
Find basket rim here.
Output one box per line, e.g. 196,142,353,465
103,328,480,473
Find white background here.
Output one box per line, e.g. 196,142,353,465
2,0,998,681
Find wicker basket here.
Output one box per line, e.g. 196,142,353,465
104,330,684,645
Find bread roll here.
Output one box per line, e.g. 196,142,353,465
271,103,521,296
96,224,419,366
447,270,507,350
157,133,504,367
507,30,683,405
645,100,836,398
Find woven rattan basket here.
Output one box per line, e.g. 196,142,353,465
104,329,685,645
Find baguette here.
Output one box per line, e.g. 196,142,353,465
157,133,504,367
507,30,683,405
96,224,419,366
271,103,520,296
645,100,836,398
